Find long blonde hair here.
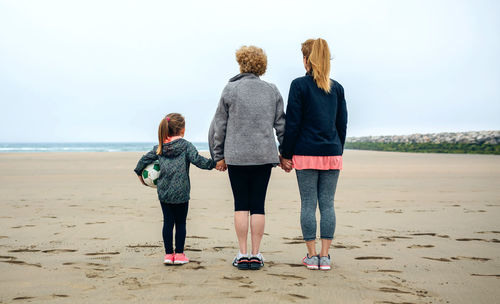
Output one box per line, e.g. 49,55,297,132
308,38,331,93
156,113,185,155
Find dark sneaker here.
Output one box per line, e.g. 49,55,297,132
319,255,331,270
249,253,264,270
233,255,250,270
302,254,319,270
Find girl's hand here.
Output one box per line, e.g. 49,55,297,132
138,175,147,186
216,159,227,172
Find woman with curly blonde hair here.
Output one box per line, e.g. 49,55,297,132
209,45,285,270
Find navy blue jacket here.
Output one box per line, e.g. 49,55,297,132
281,75,348,159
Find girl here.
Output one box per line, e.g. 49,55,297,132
134,113,215,265
281,38,348,270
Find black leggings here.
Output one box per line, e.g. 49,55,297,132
227,164,272,215
160,202,189,254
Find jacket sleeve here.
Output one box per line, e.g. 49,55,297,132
212,85,230,162
281,80,302,159
272,84,286,152
134,146,159,175
187,143,216,170
335,83,348,153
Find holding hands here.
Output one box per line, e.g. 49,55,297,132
214,157,291,173
216,159,227,171
279,156,293,173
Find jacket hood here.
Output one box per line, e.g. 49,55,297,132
229,73,259,82
159,138,188,158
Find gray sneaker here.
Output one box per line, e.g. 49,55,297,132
319,255,331,270
302,254,319,270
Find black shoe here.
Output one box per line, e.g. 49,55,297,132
233,256,250,270
249,254,264,270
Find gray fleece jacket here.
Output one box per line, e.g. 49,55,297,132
208,73,286,165
134,139,215,204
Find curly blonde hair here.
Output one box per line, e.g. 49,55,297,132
235,46,267,76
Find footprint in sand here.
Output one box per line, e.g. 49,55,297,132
407,245,435,249
422,257,451,262
451,256,491,262
119,277,143,290
288,294,309,300
0,255,17,259
471,274,500,277
332,244,361,249
284,241,303,244
283,263,303,268
13,296,36,301
126,244,161,248
85,222,106,225
410,232,449,238
223,275,253,284
475,231,500,234
464,209,486,213
267,273,306,280
365,269,402,273
42,249,78,253
212,227,230,231
456,238,500,243
2,259,42,267
8,249,40,253
85,252,120,256
378,236,413,242
355,256,393,260
186,235,209,239
11,225,36,229
385,209,403,214
212,246,237,252
378,287,412,294
184,247,202,252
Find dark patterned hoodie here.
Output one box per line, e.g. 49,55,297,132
134,139,215,204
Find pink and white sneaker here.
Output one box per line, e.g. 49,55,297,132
173,253,189,264
163,254,174,264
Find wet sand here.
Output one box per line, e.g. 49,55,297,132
0,150,499,303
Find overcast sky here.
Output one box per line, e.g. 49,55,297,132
1,0,499,143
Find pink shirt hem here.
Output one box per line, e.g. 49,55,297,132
292,155,342,170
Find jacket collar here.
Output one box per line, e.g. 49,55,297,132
229,73,259,82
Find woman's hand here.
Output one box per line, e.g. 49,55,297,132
279,156,293,173
216,159,227,172
137,175,147,186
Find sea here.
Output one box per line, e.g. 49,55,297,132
0,142,210,153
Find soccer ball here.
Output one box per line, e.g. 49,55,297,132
142,161,160,188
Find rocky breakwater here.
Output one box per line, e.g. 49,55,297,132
347,130,500,145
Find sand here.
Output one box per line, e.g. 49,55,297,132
0,150,499,303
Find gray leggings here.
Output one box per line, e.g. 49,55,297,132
296,169,340,241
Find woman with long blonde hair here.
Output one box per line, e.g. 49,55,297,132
281,38,348,270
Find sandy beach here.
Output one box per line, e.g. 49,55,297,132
0,150,499,304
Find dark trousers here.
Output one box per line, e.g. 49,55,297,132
227,164,272,215
160,202,189,254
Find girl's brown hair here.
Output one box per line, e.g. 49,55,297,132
306,38,332,93
156,113,185,155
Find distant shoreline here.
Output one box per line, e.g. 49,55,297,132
346,130,500,155
1,131,499,154
344,142,500,155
